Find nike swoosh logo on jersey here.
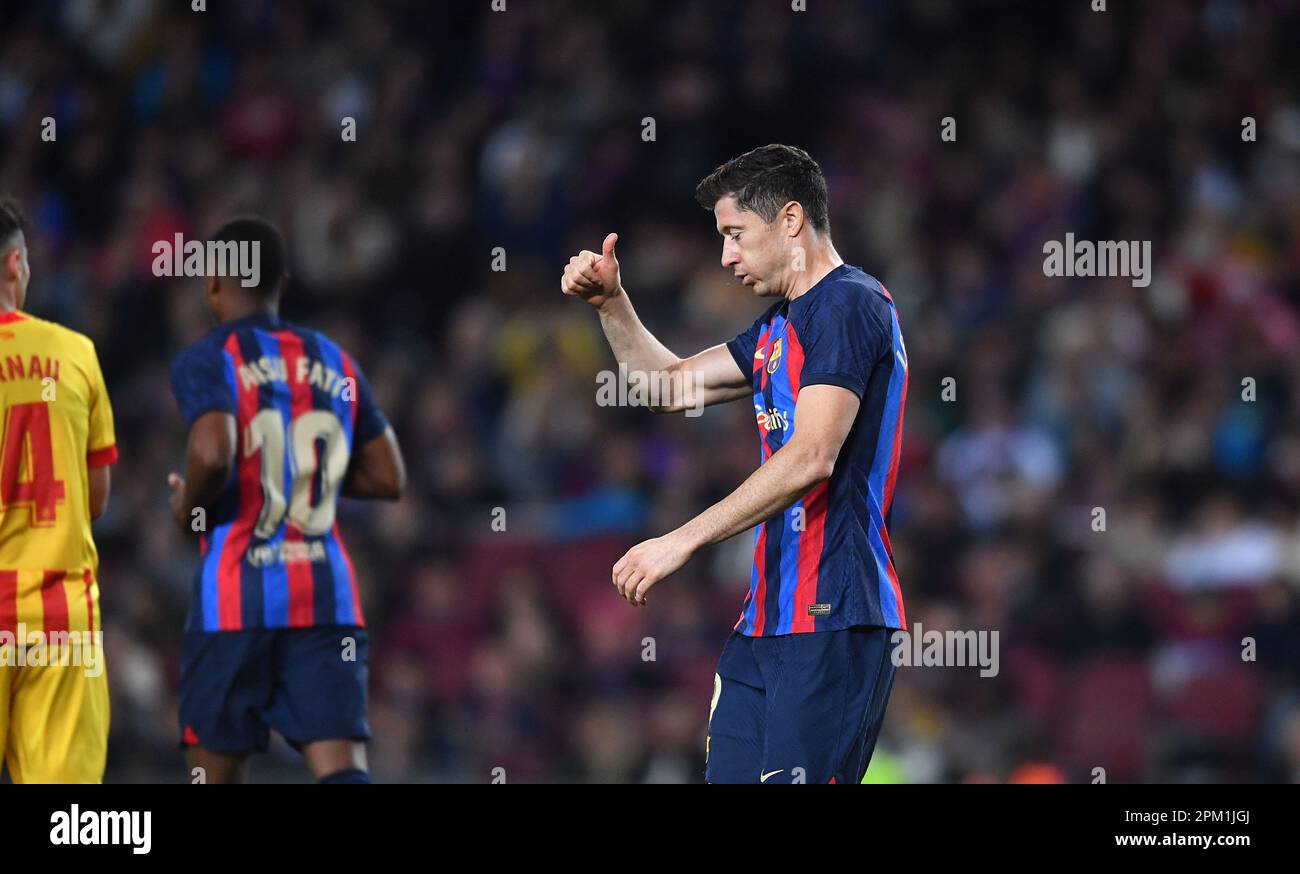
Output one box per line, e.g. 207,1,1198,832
760,769,784,783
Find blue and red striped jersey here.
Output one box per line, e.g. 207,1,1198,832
169,312,389,632
725,265,907,636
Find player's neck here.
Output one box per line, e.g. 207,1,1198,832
219,301,279,325
783,241,844,302
0,287,19,314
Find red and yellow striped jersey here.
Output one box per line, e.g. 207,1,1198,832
0,312,116,636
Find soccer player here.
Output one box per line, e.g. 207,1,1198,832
561,145,908,784
0,196,117,783
167,216,405,784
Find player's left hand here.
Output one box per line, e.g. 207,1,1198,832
612,532,693,607
167,472,188,532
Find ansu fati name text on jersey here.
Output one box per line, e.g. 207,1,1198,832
0,312,117,636
169,313,388,632
725,264,907,636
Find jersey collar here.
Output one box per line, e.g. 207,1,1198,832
788,263,852,310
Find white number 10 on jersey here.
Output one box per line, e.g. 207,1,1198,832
244,409,348,539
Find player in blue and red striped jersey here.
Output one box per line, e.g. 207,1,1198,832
166,216,405,784
561,144,907,783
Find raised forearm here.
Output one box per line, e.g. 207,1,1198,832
565,236,720,412
596,291,681,375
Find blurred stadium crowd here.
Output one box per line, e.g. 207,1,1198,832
2,0,1299,782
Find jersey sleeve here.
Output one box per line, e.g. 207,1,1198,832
169,342,236,430
795,290,890,400
725,303,780,377
85,341,118,468
347,355,390,446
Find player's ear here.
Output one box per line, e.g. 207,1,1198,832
202,274,221,308
782,201,804,237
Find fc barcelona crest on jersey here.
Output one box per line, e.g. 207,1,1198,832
766,337,783,375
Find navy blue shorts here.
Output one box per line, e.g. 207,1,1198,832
179,625,370,755
705,626,897,784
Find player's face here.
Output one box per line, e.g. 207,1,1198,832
713,196,788,298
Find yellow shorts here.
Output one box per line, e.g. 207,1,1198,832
0,650,109,783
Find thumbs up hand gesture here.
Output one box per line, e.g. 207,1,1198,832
561,232,622,309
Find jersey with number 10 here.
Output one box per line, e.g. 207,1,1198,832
169,313,389,632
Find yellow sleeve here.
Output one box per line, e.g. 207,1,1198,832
85,341,117,468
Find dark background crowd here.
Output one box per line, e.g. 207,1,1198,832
2,0,1298,782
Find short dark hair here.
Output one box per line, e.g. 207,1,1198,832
208,215,289,296
694,144,831,234
0,195,27,250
